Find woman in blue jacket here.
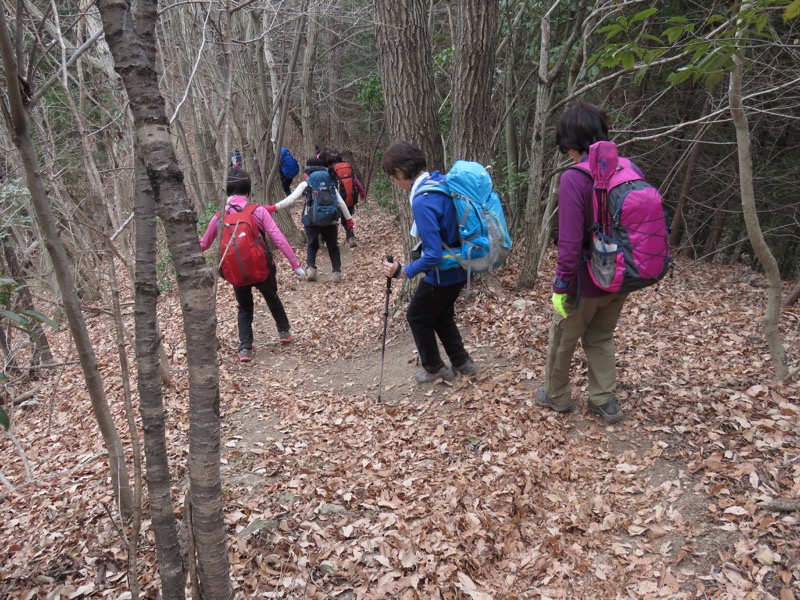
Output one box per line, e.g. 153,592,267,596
381,141,477,383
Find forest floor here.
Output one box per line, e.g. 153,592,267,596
1,201,799,599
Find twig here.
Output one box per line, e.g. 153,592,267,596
758,498,800,512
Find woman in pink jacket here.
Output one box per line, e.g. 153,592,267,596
200,168,306,362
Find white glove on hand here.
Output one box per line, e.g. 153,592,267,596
294,267,306,279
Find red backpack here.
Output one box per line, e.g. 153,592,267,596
218,204,270,287
331,162,360,209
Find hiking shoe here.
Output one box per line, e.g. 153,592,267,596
453,358,478,376
588,397,624,424
348,238,357,248
306,267,317,282
331,271,342,283
414,366,455,384
278,330,292,344
238,348,253,362
535,386,574,413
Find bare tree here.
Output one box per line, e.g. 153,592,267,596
96,0,233,596
0,4,134,516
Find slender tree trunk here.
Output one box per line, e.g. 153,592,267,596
301,1,321,157
729,37,787,380
132,154,186,598
96,0,233,596
0,7,133,516
670,93,712,250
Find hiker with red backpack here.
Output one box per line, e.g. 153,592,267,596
536,102,671,424
265,157,354,283
323,149,365,248
200,168,306,362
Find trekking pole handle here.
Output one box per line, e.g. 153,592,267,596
385,255,394,294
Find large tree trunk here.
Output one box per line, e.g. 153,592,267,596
729,42,787,380
450,0,499,165
96,0,233,597
0,7,133,516
374,0,444,271
132,154,186,599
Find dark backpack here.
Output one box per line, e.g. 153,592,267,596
218,204,270,287
331,161,359,209
302,170,340,226
572,141,673,294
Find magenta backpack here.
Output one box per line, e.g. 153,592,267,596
573,141,673,293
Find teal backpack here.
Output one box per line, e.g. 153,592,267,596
415,161,512,281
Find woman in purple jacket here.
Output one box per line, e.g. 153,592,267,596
536,103,628,424
380,141,477,384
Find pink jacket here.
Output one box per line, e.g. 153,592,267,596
199,196,301,270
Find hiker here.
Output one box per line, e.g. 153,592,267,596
266,158,354,283
379,141,477,384
536,102,640,424
324,149,365,249
279,146,300,195
200,168,306,362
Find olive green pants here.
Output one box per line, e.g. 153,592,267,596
544,293,628,407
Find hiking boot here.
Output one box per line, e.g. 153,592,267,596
331,271,342,283
414,366,454,384
453,358,478,376
588,397,624,424
238,348,253,362
535,386,574,413
348,237,357,248
278,330,292,344
306,267,317,282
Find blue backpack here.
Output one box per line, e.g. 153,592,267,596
302,170,340,226
280,147,300,179
415,161,512,279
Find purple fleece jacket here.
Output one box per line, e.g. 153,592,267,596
553,161,643,297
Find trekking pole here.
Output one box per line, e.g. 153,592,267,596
377,255,393,403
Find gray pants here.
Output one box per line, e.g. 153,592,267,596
544,293,628,407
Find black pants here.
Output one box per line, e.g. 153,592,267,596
339,203,356,240
304,224,341,272
232,257,289,350
407,280,470,373
280,174,293,196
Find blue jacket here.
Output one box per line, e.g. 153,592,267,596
406,171,468,287
280,147,300,179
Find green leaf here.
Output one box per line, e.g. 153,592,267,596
0,407,9,431
667,16,688,24
640,34,664,44
0,308,32,330
631,8,659,24
667,68,694,86
663,26,684,43
787,0,800,20
597,24,623,40
17,309,59,330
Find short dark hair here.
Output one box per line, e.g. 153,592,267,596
555,102,610,154
226,167,251,196
381,141,426,179
305,156,324,169
327,149,342,164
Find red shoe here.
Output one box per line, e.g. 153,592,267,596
238,348,253,362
